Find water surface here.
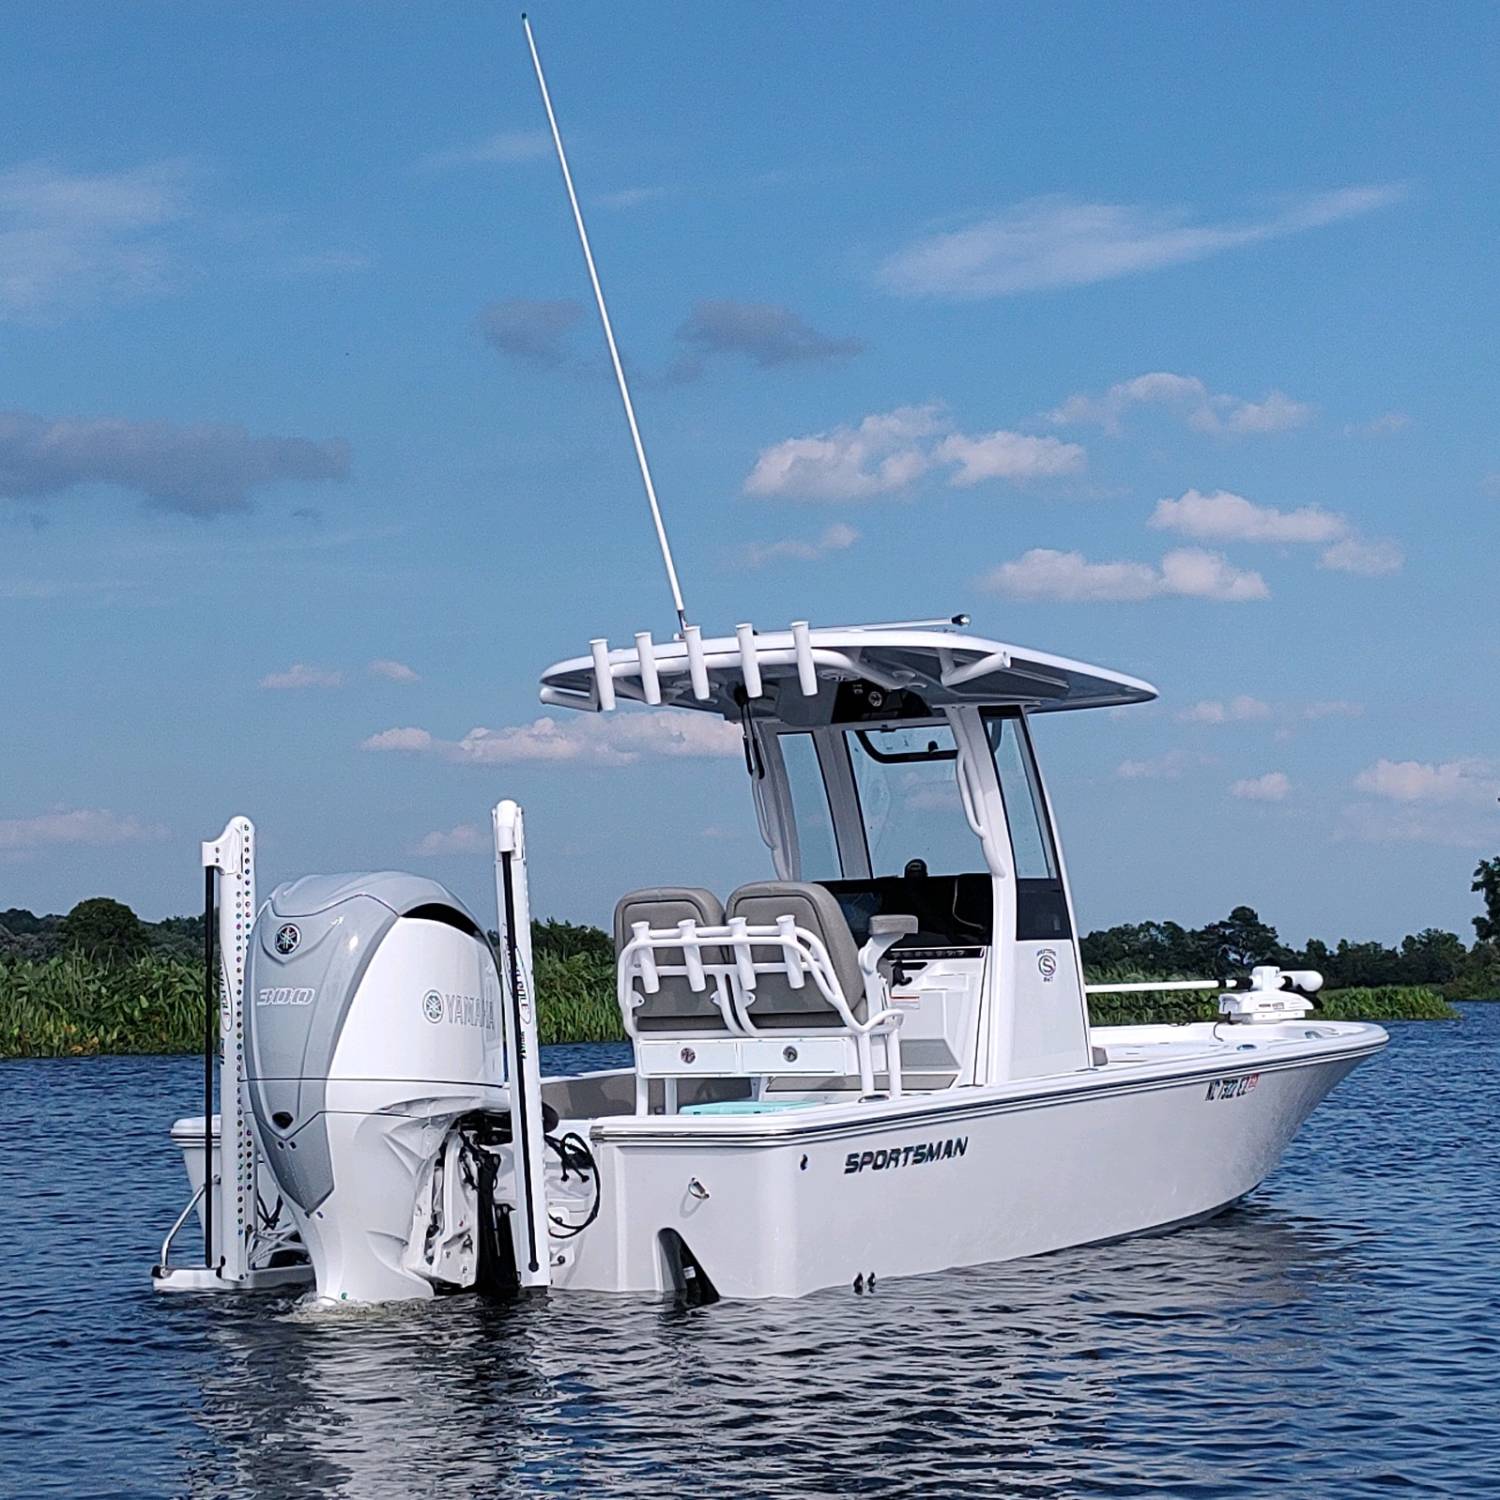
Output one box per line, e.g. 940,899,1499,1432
2,1016,1496,1497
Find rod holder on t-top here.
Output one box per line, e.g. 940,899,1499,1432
523,13,691,638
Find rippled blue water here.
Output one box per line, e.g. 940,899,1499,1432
2,1014,1497,1498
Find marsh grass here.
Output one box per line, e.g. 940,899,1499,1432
0,954,1459,1059
0,950,628,1057
1083,968,1458,1026
0,954,205,1057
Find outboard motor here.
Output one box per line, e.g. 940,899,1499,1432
245,873,506,1303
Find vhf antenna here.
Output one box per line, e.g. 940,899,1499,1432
522,13,690,635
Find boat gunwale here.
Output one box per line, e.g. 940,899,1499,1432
585,1023,1389,1147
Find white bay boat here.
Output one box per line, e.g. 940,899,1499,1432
149,20,1385,1307
153,619,1385,1304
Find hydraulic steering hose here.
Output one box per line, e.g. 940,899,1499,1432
545,1130,601,1239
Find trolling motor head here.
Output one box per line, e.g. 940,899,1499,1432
245,872,506,1302
1218,965,1324,1024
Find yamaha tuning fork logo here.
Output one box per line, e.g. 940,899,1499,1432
422,988,495,1028
273,923,301,956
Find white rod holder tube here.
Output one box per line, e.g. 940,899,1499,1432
589,638,616,712
679,919,706,992
634,631,662,705
683,624,710,700
776,914,806,989
492,800,552,1290
790,621,817,697
736,623,762,698
633,922,660,993
728,917,756,994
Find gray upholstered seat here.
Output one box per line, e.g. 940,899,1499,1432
724,881,865,1029
613,887,729,1033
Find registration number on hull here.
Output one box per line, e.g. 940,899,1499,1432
1205,1072,1260,1101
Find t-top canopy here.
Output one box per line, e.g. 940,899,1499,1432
538,618,1157,720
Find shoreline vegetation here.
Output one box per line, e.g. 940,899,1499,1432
0,950,1474,1061
3,896,1495,1060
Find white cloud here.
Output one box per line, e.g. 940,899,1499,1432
260,663,342,690
1156,549,1271,601
419,130,551,172
361,726,433,752
982,546,1268,604
743,404,1084,502
1049,374,1312,437
1338,802,1498,848
874,185,1406,298
363,710,742,767
0,158,195,320
368,659,420,684
412,823,487,857
741,523,859,568
1179,695,1273,724
597,186,670,210
1318,536,1403,576
1344,411,1411,437
1231,771,1291,802
1151,488,1401,577
0,807,167,852
933,430,1086,485
743,404,943,501
1151,489,1344,544
1303,700,1364,720
1116,750,1207,781
1353,758,1500,806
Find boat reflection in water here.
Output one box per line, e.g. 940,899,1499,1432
186,1205,1358,1498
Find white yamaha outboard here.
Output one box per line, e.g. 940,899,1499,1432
244,873,507,1303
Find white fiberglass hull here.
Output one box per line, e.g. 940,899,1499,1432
551,1020,1386,1300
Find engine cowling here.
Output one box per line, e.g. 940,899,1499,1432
245,872,506,1303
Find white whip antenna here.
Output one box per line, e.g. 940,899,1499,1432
522,13,690,634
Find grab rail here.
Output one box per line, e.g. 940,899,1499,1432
158,1183,207,1273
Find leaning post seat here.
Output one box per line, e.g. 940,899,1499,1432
722,882,869,1027
614,879,916,1112
612,888,730,1033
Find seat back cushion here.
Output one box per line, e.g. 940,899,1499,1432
725,881,865,1028
613,887,728,1033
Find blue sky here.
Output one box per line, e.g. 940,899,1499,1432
2,1,1496,945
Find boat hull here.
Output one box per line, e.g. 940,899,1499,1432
555,1023,1385,1299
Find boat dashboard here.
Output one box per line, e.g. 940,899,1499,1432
820,873,991,953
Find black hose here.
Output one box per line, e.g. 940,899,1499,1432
545,1130,601,1239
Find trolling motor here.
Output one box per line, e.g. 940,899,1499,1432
243,872,510,1302
1218,966,1324,1024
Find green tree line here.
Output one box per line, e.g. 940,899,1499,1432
1080,856,1500,1000
6,855,1499,996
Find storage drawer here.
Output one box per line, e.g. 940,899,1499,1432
739,1035,853,1074
635,1037,742,1075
